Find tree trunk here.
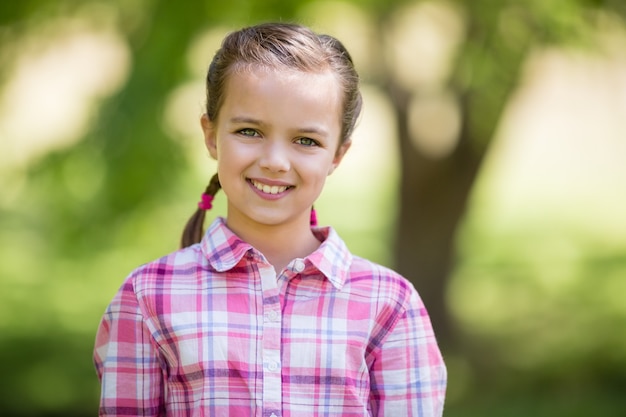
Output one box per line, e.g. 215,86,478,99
389,83,484,351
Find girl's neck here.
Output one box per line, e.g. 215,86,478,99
226,216,321,273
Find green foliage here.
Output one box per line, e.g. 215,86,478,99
1,0,626,415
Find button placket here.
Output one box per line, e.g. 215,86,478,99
259,264,282,415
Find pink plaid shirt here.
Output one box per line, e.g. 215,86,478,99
94,217,446,416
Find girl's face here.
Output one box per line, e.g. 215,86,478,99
201,67,350,234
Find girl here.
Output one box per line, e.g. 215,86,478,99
94,22,446,417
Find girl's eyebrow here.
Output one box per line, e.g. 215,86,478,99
229,116,263,125
229,116,328,137
297,126,329,138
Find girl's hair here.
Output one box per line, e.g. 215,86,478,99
181,22,363,248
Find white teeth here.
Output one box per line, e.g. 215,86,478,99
251,180,288,195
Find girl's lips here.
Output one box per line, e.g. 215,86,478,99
248,178,293,196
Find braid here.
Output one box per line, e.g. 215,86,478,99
180,173,221,248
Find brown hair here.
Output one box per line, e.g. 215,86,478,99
181,22,363,248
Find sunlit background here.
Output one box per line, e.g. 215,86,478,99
1,1,625,416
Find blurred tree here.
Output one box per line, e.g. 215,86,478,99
373,0,626,350
3,0,626,356
1,0,626,415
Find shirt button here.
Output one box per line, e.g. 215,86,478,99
267,310,279,322
267,361,280,372
293,259,305,273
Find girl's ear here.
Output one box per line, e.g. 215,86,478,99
201,113,218,159
328,140,352,175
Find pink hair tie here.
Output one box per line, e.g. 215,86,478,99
310,207,318,226
198,193,214,210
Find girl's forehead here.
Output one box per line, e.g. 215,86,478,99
221,66,343,108
225,68,341,103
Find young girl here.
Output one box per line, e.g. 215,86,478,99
94,22,446,416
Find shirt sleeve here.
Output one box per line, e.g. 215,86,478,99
368,287,447,417
94,279,165,417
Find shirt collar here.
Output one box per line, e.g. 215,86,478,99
307,226,353,290
200,217,253,272
200,217,353,290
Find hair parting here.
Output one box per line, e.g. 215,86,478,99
181,173,221,248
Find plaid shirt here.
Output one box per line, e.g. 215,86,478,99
94,217,446,416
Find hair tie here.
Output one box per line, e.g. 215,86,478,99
198,193,214,210
310,207,318,226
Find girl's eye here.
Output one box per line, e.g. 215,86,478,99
238,128,259,137
295,137,319,147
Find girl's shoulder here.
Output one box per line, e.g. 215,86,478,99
345,255,420,304
123,243,208,291
348,255,408,282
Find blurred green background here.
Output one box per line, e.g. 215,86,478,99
1,0,625,416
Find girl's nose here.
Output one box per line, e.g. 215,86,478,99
258,140,290,172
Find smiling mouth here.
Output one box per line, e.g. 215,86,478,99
249,179,292,195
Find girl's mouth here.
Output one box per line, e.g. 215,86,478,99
249,179,292,195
